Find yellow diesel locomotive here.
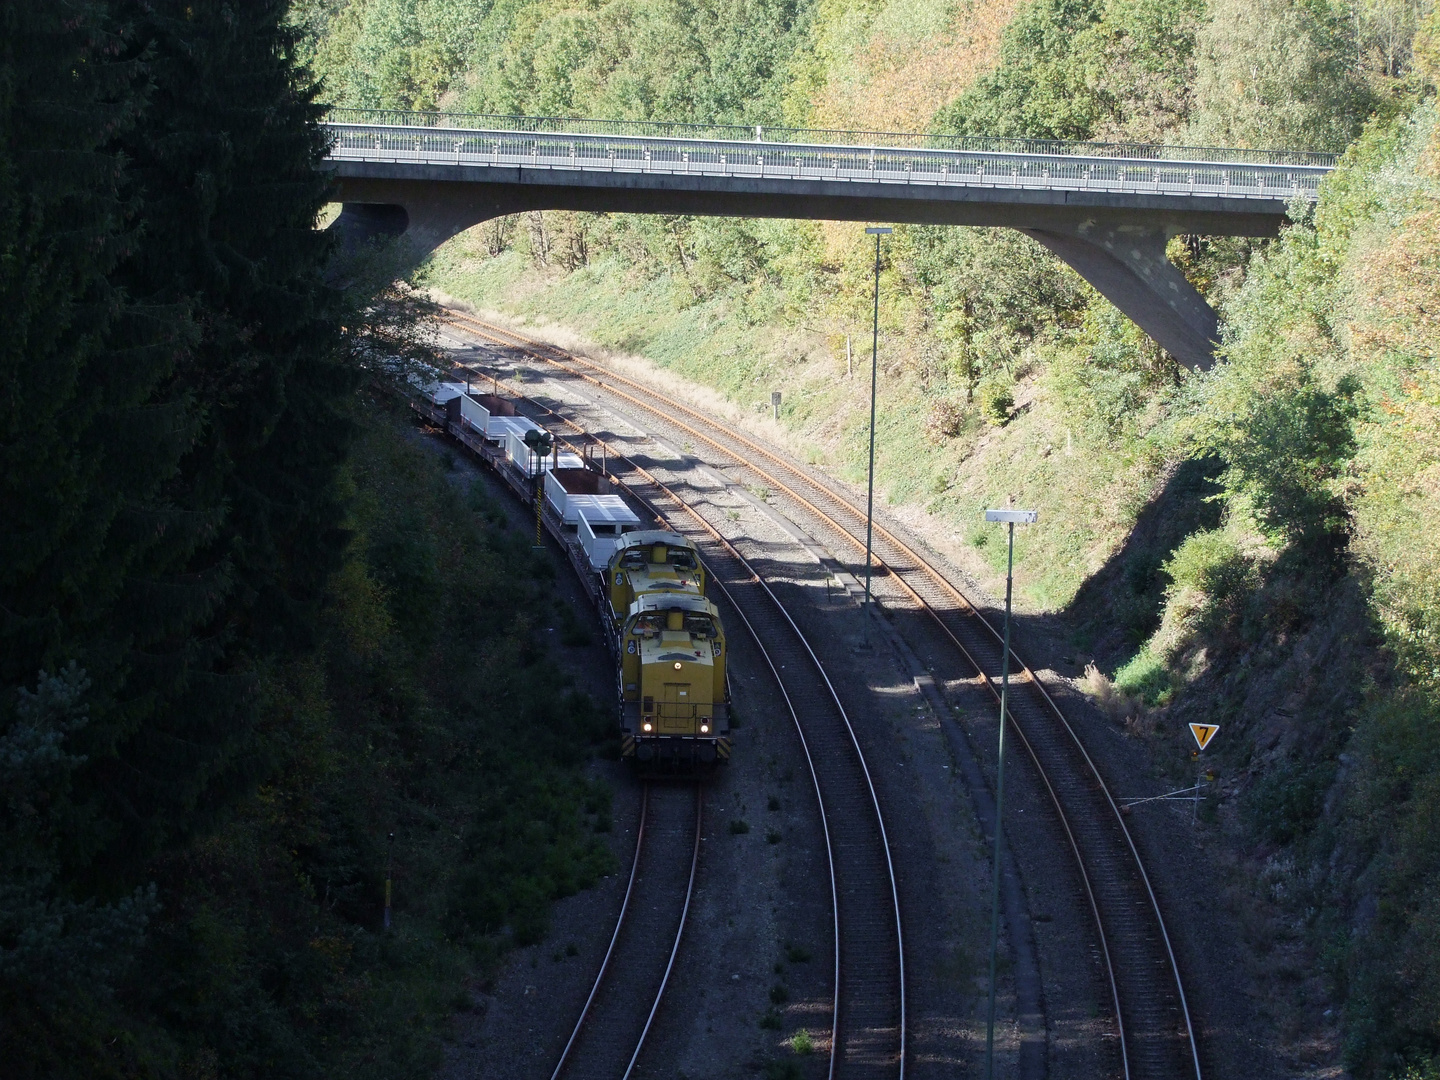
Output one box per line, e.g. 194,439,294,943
605,531,730,768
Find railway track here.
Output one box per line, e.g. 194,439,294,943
442,309,1202,1080
443,354,907,1077
630,458,907,1079
551,783,701,1080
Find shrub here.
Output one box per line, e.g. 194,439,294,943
789,1030,814,1055
978,381,1015,425
1246,760,1336,844
923,397,966,440
1112,646,1174,708
728,819,750,835
1221,373,1360,561
1161,529,1257,637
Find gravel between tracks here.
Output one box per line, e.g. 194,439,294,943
435,337,1044,1077
455,312,1309,1080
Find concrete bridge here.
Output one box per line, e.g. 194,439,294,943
323,110,1336,369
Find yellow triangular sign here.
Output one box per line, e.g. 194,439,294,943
1189,723,1219,752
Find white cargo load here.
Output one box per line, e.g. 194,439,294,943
506,429,582,476
487,415,540,444
580,509,642,571
543,470,640,525
571,494,639,529
459,394,490,432
407,375,469,404
431,381,469,405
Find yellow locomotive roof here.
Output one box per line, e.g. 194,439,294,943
628,592,719,618
613,529,695,553
640,634,714,668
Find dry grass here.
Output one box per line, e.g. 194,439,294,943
1081,662,1151,733
807,0,1021,134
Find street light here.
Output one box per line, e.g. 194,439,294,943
982,506,1038,1080
861,226,891,645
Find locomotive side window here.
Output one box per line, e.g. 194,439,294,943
631,613,663,636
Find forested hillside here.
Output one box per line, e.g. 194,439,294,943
297,0,1440,1075
1,3,614,1076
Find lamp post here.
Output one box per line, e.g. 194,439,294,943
861,226,891,645
982,506,1038,1080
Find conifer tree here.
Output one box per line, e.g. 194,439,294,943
2,0,356,974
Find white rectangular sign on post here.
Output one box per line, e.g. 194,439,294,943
984,509,1039,524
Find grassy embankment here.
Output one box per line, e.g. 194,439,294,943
421,239,1162,617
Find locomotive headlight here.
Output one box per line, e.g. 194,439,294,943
699,723,710,734
642,722,653,732
673,661,682,670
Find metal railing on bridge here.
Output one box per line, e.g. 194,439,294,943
322,108,1336,202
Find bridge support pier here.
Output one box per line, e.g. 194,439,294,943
1023,223,1220,371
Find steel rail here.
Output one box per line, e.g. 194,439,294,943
445,311,1200,1079
658,493,907,1079
550,784,650,1080
451,359,905,1077
623,784,703,1080
545,779,702,1079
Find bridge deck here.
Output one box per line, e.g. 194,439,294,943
324,119,1331,204
321,112,1337,370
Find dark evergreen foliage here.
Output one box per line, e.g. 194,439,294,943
1,0,354,1065
4,9,614,1075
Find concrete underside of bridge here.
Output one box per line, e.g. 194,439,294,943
329,163,1292,370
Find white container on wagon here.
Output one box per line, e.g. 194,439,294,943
506,429,583,476
543,468,638,524
428,381,469,405
488,415,540,446
458,393,490,433
546,472,640,530
407,374,469,403
579,508,642,572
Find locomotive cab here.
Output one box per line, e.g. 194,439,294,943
605,530,706,625
619,593,729,769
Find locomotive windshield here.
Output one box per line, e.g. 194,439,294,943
618,543,697,570
631,612,663,636
628,609,715,638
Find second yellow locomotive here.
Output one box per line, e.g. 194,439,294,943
606,531,730,768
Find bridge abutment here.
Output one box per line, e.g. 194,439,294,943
1023,224,1219,370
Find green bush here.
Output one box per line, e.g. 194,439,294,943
1113,645,1174,707
978,382,1015,426
1164,530,1252,601
1246,760,1337,845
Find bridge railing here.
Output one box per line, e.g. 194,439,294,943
323,119,1333,202
322,107,1338,169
